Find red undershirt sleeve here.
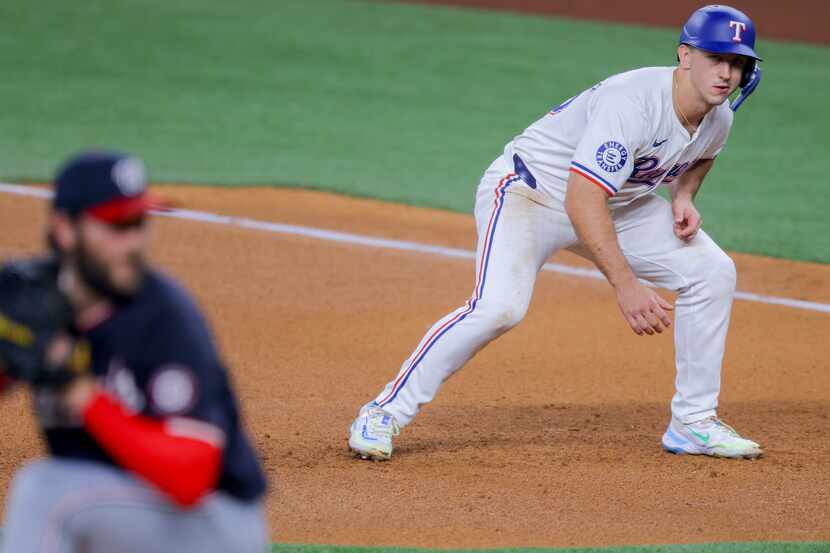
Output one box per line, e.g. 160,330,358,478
82,390,225,508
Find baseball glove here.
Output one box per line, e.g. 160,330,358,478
0,258,90,388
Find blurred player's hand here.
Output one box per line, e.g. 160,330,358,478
61,376,97,415
615,279,674,336
672,197,702,242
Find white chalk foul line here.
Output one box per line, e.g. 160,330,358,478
1,182,828,315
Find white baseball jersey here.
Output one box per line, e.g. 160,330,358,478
505,66,733,209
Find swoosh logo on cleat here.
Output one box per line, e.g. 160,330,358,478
689,429,710,444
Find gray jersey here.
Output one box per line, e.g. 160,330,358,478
505,66,733,208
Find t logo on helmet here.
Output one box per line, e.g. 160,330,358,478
729,20,747,42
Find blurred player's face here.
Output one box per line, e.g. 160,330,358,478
74,215,149,301
686,47,746,106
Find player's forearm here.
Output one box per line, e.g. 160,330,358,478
671,159,713,201
671,177,702,202
565,175,636,289
81,389,224,508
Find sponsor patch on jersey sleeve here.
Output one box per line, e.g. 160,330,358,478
595,141,628,172
569,139,633,197
148,364,199,416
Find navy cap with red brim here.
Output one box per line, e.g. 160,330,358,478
53,150,174,224
85,192,173,223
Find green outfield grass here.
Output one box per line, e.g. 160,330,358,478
270,543,830,553
1,0,828,262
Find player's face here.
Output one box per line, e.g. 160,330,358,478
74,215,149,301
688,49,746,105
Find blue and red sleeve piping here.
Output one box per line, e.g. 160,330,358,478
569,162,618,197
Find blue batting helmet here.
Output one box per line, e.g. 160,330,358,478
679,5,761,87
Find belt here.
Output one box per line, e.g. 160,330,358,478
512,154,537,189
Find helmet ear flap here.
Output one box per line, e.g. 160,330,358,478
740,59,757,88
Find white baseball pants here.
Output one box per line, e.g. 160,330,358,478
372,154,736,427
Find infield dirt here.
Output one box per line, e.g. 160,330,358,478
1,186,828,548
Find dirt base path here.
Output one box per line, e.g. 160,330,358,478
1,186,829,548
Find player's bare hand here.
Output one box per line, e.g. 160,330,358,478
61,376,97,415
615,280,674,336
672,196,702,242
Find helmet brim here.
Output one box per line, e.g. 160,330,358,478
683,41,762,61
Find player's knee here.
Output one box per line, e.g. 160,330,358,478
704,250,736,299
480,300,527,332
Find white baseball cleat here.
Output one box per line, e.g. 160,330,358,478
662,416,763,459
348,403,400,461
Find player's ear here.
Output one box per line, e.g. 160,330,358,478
677,45,693,70
48,211,78,255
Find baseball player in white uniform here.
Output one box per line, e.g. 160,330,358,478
349,5,764,460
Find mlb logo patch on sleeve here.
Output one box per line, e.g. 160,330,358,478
149,365,199,416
